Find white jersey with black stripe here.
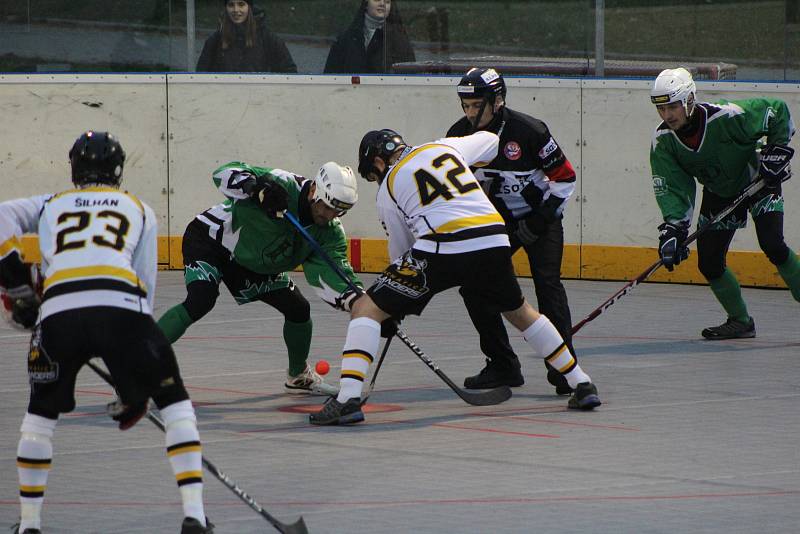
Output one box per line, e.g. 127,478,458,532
37,186,157,318
376,131,510,260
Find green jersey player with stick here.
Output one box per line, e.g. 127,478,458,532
157,161,363,394
650,68,800,339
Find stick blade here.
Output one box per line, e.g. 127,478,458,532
456,385,512,406
278,516,309,534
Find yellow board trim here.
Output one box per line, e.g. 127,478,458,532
19,236,790,289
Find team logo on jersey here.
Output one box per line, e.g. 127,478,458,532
652,175,667,196
504,142,522,160
374,254,430,299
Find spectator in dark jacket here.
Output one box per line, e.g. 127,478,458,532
196,0,297,73
324,0,415,74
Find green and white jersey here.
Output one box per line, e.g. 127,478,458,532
195,161,362,308
650,98,794,224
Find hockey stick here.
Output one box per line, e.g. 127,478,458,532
360,335,392,406
85,360,309,534
570,178,768,335
283,211,511,407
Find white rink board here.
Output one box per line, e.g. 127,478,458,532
0,75,169,229
581,79,800,250
165,75,582,243
0,74,798,251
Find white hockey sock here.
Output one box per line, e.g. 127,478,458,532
17,413,57,531
522,316,591,388
337,317,381,403
161,400,205,525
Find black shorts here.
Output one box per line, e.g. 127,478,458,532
699,182,783,230
28,307,188,418
182,220,292,304
366,247,525,318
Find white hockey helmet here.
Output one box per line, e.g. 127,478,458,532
650,67,696,115
313,162,358,215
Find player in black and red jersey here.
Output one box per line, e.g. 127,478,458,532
447,68,579,395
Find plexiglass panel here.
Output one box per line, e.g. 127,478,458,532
0,1,797,80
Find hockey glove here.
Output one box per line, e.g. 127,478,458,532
657,222,690,272
759,144,794,187
380,317,402,339
251,179,289,218
1,285,40,330
334,287,362,312
515,214,547,246
107,398,149,431
520,182,544,209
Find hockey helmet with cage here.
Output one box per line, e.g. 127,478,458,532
69,131,126,187
457,67,507,102
312,162,358,216
357,129,407,181
650,68,696,116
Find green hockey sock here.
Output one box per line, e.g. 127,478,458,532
157,304,194,344
708,268,749,322
284,318,312,376
776,249,800,302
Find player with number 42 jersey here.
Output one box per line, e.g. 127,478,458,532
376,130,508,260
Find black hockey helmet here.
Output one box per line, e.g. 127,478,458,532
357,129,407,181
69,131,126,187
457,67,506,102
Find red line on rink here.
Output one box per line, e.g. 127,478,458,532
472,413,640,432
75,388,113,397
2,490,797,508
183,384,269,396
430,422,559,439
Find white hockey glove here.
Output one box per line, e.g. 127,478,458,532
334,287,361,312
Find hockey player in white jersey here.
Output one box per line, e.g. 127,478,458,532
0,132,212,533
309,129,601,425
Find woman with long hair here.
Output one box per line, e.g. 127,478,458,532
196,0,297,73
324,0,415,74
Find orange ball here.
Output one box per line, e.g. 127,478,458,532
315,359,330,375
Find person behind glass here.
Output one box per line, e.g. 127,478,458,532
324,0,415,74
196,0,296,73
446,68,579,396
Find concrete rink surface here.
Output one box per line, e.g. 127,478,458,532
1,272,798,533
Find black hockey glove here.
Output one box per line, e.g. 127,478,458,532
515,214,547,245
380,317,402,339
759,144,794,187
520,182,544,208
515,195,563,246
247,178,288,218
1,285,40,330
657,222,690,272
107,398,149,431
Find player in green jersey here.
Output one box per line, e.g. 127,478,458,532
650,68,800,339
157,161,363,394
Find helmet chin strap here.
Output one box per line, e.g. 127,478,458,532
467,96,493,133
